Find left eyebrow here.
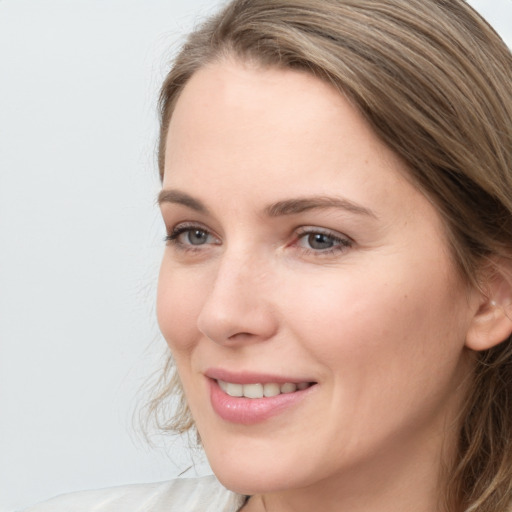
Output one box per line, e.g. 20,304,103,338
265,196,377,219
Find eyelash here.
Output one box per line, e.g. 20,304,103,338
164,223,353,256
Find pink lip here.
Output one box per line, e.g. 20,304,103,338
206,371,316,425
205,368,313,385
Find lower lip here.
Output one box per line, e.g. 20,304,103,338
209,379,315,425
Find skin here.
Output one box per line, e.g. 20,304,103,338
157,59,483,512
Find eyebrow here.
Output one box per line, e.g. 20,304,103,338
158,189,376,219
265,196,377,218
157,189,209,214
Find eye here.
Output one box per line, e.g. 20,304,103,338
303,233,337,250
165,223,220,249
179,228,210,245
295,227,352,254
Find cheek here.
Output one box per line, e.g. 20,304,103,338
156,259,205,353
279,260,468,386
277,267,471,452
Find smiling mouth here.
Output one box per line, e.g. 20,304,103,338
217,379,314,398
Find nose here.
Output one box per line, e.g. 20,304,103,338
196,251,278,345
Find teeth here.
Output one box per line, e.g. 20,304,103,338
280,382,297,393
243,383,263,398
224,382,243,397
263,383,280,397
218,380,310,398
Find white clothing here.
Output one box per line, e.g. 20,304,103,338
21,475,248,512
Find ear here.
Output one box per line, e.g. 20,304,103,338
465,259,512,351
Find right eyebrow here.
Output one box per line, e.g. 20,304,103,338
157,189,209,214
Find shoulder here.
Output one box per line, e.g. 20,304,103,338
21,475,247,512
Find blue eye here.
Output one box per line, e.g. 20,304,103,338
305,233,336,250
296,228,352,254
183,228,210,245
165,225,219,248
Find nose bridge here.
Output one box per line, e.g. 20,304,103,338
217,246,262,295
197,244,277,344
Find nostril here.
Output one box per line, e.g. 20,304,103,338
227,331,256,340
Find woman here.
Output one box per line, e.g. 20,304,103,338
25,0,512,511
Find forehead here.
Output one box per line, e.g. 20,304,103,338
164,59,408,189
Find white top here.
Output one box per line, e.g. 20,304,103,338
21,475,248,512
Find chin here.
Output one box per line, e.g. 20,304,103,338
211,462,298,496
202,436,321,496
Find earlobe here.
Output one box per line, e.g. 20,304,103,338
465,261,512,352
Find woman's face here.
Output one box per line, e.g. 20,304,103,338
157,60,478,497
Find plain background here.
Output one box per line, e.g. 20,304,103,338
0,1,511,511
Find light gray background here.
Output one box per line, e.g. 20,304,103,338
1,1,511,511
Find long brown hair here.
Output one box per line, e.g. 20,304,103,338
150,1,512,510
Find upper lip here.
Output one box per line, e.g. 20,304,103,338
205,368,315,385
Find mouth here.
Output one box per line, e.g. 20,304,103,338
217,379,313,398
207,372,317,424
